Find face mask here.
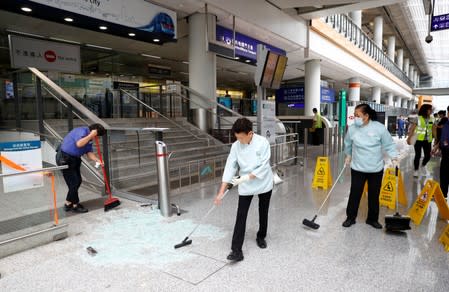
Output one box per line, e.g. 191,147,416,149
354,117,364,127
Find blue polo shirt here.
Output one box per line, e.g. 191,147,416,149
61,127,93,157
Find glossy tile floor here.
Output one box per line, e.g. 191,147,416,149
0,138,448,291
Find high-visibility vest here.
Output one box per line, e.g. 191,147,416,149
314,113,322,128
415,116,433,142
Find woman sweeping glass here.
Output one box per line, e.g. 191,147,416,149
342,104,398,229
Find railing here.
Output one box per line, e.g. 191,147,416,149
323,14,414,88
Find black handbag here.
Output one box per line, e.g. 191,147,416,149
55,143,68,166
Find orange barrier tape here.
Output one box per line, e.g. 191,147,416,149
0,155,26,171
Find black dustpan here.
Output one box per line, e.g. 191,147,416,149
385,166,411,232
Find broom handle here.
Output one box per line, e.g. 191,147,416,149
94,136,112,198
186,187,231,238
395,165,399,213
316,164,347,214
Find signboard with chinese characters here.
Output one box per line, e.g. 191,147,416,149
30,0,177,39
276,86,335,106
431,13,449,31
260,101,276,144
320,87,335,103
216,25,285,61
9,35,81,73
0,141,43,193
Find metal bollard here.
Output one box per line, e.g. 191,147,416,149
155,141,172,217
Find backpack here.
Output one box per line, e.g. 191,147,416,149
440,121,449,150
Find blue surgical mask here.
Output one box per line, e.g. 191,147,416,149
354,117,364,127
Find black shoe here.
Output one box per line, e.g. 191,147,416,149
366,220,382,229
64,203,73,212
227,250,244,262
342,218,356,227
256,238,267,249
72,203,88,213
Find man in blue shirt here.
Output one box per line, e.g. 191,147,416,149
59,124,105,213
214,118,273,262
397,115,405,139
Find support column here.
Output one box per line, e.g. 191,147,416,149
401,98,408,108
374,16,383,48
386,92,394,106
304,59,321,116
371,87,381,104
387,36,395,61
349,10,362,28
188,13,217,131
404,58,410,76
409,65,415,81
348,77,360,104
396,96,402,108
396,49,403,69
415,73,420,87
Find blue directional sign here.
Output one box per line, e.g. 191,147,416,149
431,13,449,31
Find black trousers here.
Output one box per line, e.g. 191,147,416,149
61,153,82,204
440,149,449,198
346,169,383,222
414,140,432,170
231,190,272,252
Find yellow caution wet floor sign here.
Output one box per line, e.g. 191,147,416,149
379,168,407,209
312,156,332,189
407,179,449,225
439,224,449,252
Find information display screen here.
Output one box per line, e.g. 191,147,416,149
260,52,278,88
271,55,287,89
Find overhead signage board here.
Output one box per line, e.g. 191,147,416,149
431,13,449,31
9,35,81,73
276,86,335,106
30,0,177,39
216,25,285,61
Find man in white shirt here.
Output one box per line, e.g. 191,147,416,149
214,118,273,262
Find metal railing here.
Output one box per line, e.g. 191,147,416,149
323,14,414,88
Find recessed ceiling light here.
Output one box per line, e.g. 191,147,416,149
153,38,160,42
245,60,251,63
64,17,73,22
235,56,240,60
128,33,136,37
99,26,107,30
21,7,32,12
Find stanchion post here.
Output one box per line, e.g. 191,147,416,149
155,141,172,217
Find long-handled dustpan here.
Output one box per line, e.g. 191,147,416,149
175,183,233,249
302,164,347,230
385,166,411,231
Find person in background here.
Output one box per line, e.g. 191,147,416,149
342,104,398,229
214,118,273,262
397,115,405,139
59,124,106,213
311,108,322,145
439,106,449,198
435,110,448,145
408,104,434,177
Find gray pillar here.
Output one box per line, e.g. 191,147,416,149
396,49,403,69
387,36,395,61
415,73,420,87
387,92,394,106
409,65,415,81
401,99,408,108
374,16,383,48
404,58,410,76
348,77,360,102
188,13,217,131
304,59,321,116
349,10,362,28
396,96,402,108
372,86,381,104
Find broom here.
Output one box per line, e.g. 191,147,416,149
94,136,121,211
385,166,411,231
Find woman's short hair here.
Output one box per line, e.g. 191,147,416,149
418,104,432,118
89,123,106,136
232,118,253,134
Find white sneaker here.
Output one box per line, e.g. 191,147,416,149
413,170,419,177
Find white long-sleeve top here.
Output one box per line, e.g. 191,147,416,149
222,134,273,196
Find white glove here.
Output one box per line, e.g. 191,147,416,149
391,158,399,169
345,156,351,166
231,175,250,186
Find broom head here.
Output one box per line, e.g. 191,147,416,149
385,213,411,231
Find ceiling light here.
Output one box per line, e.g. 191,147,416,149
99,26,107,30
141,53,161,59
86,44,112,50
64,17,73,22
21,7,32,12
153,38,160,42
245,59,251,63
235,56,240,60
128,33,136,37
182,61,189,64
